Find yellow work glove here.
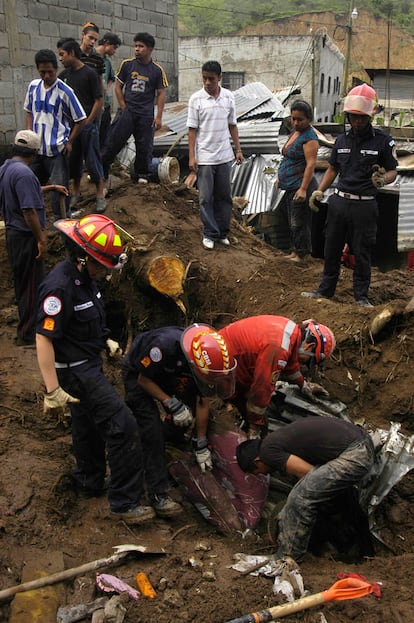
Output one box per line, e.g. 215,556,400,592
44,386,80,415
309,190,324,212
106,338,123,360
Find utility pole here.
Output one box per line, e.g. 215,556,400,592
341,2,358,98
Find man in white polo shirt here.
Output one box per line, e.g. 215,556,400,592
187,61,243,250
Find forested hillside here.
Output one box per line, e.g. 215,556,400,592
178,0,414,37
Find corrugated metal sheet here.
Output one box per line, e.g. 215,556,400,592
396,177,414,250
231,154,283,215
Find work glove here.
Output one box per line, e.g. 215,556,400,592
106,338,123,360
43,386,80,415
162,396,193,427
192,437,213,472
371,164,387,188
309,190,324,212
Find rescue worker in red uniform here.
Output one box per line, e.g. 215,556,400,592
222,315,335,437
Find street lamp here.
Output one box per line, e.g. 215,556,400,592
341,4,358,98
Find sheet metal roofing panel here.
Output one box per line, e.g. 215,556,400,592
395,175,414,251
231,154,282,215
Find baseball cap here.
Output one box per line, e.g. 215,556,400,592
14,130,41,153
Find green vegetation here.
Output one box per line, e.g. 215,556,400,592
178,0,414,36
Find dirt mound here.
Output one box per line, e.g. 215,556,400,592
1,178,414,622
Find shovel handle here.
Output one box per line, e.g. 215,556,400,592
225,577,374,623
0,551,130,603
225,592,325,623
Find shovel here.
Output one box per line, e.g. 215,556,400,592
224,576,376,623
0,544,165,603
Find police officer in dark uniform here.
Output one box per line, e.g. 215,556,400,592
304,84,398,307
122,326,213,477
35,214,157,524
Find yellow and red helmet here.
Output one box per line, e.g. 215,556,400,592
54,214,128,269
181,323,237,399
343,84,378,117
301,319,336,368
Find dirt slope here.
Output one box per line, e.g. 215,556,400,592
1,178,414,622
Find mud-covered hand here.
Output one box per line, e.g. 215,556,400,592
309,190,324,212
307,382,330,397
163,396,193,427
371,164,387,188
192,437,213,472
44,386,80,414
301,381,329,399
106,338,123,360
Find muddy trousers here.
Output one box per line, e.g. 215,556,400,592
6,229,44,343
57,359,145,512
277,435,375,561
125,389,171,501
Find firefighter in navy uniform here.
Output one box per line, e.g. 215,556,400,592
122,324,238,475
304,84,398,307
35,214,169,524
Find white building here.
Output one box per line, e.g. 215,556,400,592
179,33,344,122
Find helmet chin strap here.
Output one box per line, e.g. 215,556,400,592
299,344,315,369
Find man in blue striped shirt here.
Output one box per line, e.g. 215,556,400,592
24,49,86,219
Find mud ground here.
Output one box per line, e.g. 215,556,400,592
1,178,414,622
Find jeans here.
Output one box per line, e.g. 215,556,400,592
70,122,104,184
6,229,44,342
282,178,317,257
31,153,70,219
101,108,154,180
197,162,233,240
277,435,375,560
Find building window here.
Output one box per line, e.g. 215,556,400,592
221,72,245,90
320,73,325,94
328,76,331,94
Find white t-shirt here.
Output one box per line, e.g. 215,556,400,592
187,86,237,165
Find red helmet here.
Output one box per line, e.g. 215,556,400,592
343,84,378,116
54,214,128,269
301,319,336,367
181,323,237,399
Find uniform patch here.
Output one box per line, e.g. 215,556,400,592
149,347,162,363
43,296,62,316
278,360,287,367
140,356,151,368
43,318,55,331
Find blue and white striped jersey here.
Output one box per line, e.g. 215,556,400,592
24,78,86,157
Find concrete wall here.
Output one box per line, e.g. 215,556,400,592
179,34,343,121
0,0,178,145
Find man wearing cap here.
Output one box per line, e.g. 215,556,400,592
236,417,375,561
0,130,67,345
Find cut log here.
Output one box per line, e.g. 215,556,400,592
147,255,187,313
